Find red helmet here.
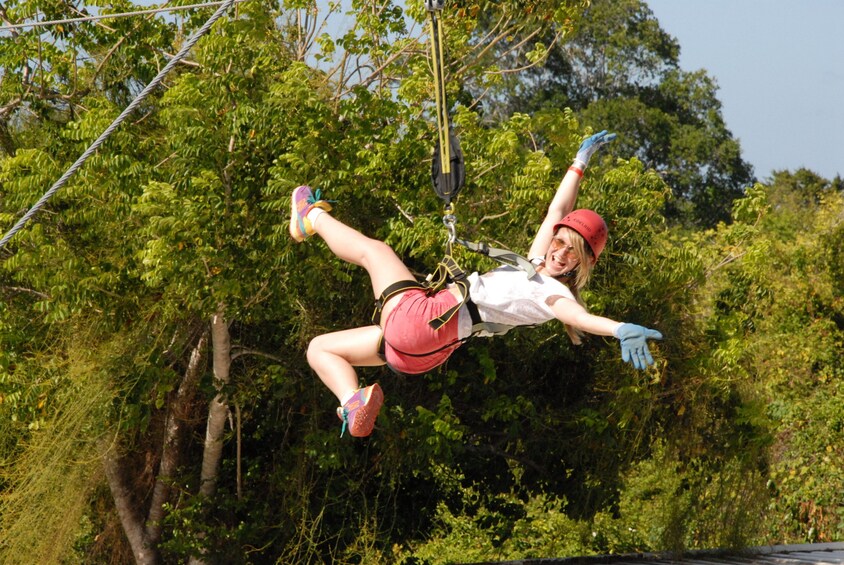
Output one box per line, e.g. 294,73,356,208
553,209,608,260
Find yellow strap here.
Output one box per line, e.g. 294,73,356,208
428,11,450,174
427,278,468,330
425,254,471,330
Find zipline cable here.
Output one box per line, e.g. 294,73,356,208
421,0,534,296
0,0,247,32
0,0,237,251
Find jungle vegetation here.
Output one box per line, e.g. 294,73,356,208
0,0,842,563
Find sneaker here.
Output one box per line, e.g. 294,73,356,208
289,185,332,242
337,383,384,437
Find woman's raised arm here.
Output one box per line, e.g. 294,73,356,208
528,130,616,258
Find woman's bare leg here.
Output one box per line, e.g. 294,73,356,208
310,211,414,322
291,187,412,413
306,211,413,403
307,325,384,403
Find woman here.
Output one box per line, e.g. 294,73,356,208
290,130,662,437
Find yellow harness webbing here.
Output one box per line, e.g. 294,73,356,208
429,11,450,178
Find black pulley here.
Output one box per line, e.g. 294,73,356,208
431,134,465,205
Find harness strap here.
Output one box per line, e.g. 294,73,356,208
374,274,468,361
465,300,516,336
374,280,430,362
371,280,427,325
454,238,536,278
372,241,536,361
424,254,470,330
380,334,468,359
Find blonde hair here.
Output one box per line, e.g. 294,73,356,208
555,226,596,345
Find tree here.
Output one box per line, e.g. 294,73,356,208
696,171,844,543
470,0,755,227
0,1,300,561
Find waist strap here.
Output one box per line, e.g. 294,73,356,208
464,299,516,336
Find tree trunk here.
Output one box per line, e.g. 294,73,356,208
198,310,231,496
104,332,209,565
146,330,209,544
103,449,158,565
188,310,232,565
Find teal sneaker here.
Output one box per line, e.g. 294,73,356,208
289,185,332,242
337,383,384,437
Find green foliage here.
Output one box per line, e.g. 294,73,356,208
401,471,587,564
1,1,843,563
0,339,112,564
683,172,844,544
588,441,769,554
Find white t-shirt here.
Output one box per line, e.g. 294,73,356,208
456,265,575,338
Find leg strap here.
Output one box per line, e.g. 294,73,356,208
374,277,466,368
371,280,427,325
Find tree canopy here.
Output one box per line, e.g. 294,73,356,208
477,0,756,227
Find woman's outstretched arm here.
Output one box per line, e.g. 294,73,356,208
549,295,663,370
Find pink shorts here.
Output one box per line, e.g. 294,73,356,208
382,288,462,375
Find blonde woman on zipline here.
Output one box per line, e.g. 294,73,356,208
289,131,663,438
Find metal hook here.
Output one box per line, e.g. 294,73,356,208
443,213,457,244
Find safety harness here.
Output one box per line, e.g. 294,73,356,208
372,214,540,360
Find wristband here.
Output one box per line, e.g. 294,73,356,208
568,165,584,178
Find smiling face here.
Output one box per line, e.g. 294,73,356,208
541,226,595,289
543,230,581,278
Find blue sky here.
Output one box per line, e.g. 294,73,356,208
646,0,844,182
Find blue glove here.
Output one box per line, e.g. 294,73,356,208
614,323,663,370
573,130,617,170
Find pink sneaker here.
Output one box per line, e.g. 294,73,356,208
289,185,332,242
337,384,384,437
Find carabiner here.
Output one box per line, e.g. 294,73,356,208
443,213,457,244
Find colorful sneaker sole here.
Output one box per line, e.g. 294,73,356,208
347,383,383,438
